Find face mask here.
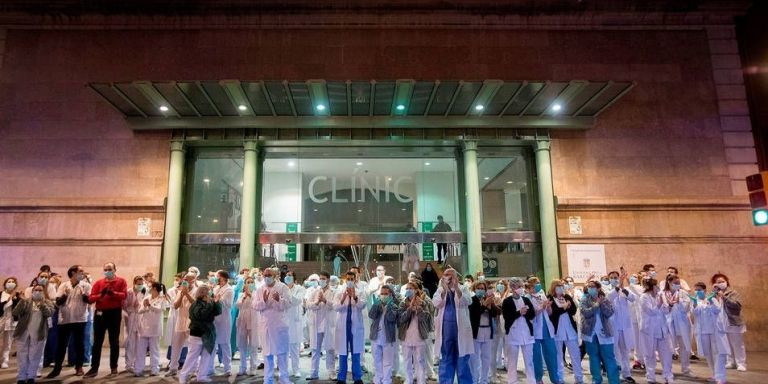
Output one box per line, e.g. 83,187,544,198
284,276,294,285
248,283,256,292
696,290,706,300
135,284,143,291
208,290,214,298
671,283,681,292
715,282,727,290
555,286,564,295
588,287,599,298
37,277,48,285
629,277,638,285
308,280,318,288
610,279,620,287
565,283,574,290
5,282,16,291
600,280,610,288
514,287,525,296
376,270,384,278
475,289,486,298
255,275,263,282
315,279,325,288
76,273,84,281
477,276,485,282
404,289,414,298
32,291,43,301
496,284,504,292
104,271,114,279
264,277,274,286
649,271,657,278
534,283,542,293
181,281,189,288
346,281,355,289
380,294,391,304
426,266,432,272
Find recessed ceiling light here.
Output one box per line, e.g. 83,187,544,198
239,181,244,186
551,103,562,112
315,104,326,111
159,105,169,112
202,178,210,183
386,177,392,181
401,208,406,211
212,219,219,223
475,105,484,111
315,226,320,229
313,208,318,212
396,104,405,111
424,162,431,166
357,209,363,212
483,177,490,180
238,105,247,111
197,215,202,218
356,162,363,166
288,161,295,167
506,181,513,184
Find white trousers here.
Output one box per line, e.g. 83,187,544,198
265,353,291,384
403,344,426,384
505,343,535,384
310,332,335,378
494,331,505,369
135,336,160,375
614,330,632,378
179,336,212,382
727,332,746,368
236,328,257,374
699,333,727,383
211,341,232,373
372,342,396,384
423,337,436,378
0,330,12,366
16,336,46,381
556,339,583,383
643,334,673,383
632,321,644,361
125,330,139,370
471,339,494,384
672,334,691,373
288,342,301,376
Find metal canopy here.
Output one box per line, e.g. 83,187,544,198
89,79,633,130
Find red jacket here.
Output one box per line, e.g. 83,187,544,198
88,277,127,310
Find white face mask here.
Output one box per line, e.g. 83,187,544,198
514,287,525,296
4,282,16,291
715,282,728,290
376,270,385,278
32,291,44,301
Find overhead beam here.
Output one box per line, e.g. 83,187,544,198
220,79,254,116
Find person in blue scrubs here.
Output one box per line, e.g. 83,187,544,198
433,268,473,384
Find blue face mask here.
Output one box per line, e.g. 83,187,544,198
534,283,542,293
181,281,189,288
318,280,327,288
404,289,414,298
209,276,218,285
104,271,114,279
475,289,486,298
629,277,638,285
588,287,599,298
696,290,706,300
346,282,355,289
264,277,274,286
37,277,48,286
555,286,564,295
247,283,255,291
208,290,214,298
426,266,432,272
284,275,294,285
380,295,391,304
610,279,620,287
600,280,610,287
671,284,681,292
496,284,504,292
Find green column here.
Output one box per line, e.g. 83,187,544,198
161,141,185,287
240,141,259,269
462,141,483,275
535,139,561,284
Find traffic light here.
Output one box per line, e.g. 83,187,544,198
746,171,768,226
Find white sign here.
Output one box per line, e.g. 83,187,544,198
568,216,582,235
308,175,413,204
137,218,151,237
566,244,606,283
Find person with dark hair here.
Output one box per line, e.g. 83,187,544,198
307,271,336,381
639,278,673,384
254,268,292,384
606,270,636,383
580,280,620,384
420,263,439,299
212,269,234,375
501,276,536,384
433,268,473,384
124,275,146,374
0,276,21,369
369,284,399,384
14,283,55,384
283,270,305,378
641,264,657,280
431,215,452,264
47,265,91,378
468,281,499,384
547,279,582,384
178,285,222,384
691,281,728,384
334,271,367,384
134,282,166,376
663,273,692,376
711,273,747,372
84,262,127,378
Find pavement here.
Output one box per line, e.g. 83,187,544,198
0,348,765,383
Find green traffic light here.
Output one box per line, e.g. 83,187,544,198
755,209,768,226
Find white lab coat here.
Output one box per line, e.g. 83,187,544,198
307,287,336,350
607,287,636,349
692,298,729,353
334,286,367,354
137,296,166,337
529,292,555,339
663,290,692,353
164,286,179,346
253,282,291,356
285,284,306,344
432,285,474,358
213,284,234,344
639,293,671,339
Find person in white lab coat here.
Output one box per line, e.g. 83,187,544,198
134,282,166,376
432,268,473,384
691,281,728,384
662,274,692,376
235,277,257,376
178,285,222,384
468,281,500,384
124,276,146,374
306,272,337,381
547,279,583,384
527,276,560,384
47,265,92,378
639,278,674,384
167,273,199,377
606,270,637,383
367,265,391,298
501,277,536,384
334,271,367,384
14,284,54,383
711,273,747,372
627,272,646,371
0,277,20,370
253,268,292,384
283,270,305,378
163,273,183,370
210,270,234,375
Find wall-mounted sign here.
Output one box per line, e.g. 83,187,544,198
421,222,434,261
308,176,413,203
137,218,151,237
566,244,606,283
285,222,298,262
568,216,582,235
483,257,498,277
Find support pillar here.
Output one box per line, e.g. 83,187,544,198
161,141,185,286
462,141,483,275
240,141,259,269
535,139,561,283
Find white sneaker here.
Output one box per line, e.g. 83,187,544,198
0,363,7,369
197,376,212,382
179,374,188,384
737,365,747,372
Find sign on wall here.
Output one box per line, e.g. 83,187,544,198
483,257,498,277
285,222,298,262
566,244,606,283
420,222,434,261
137,218,151,237
568,216,582,235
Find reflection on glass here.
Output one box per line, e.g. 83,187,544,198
481,242,542,278
183,154,244,233
477,153,537,231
